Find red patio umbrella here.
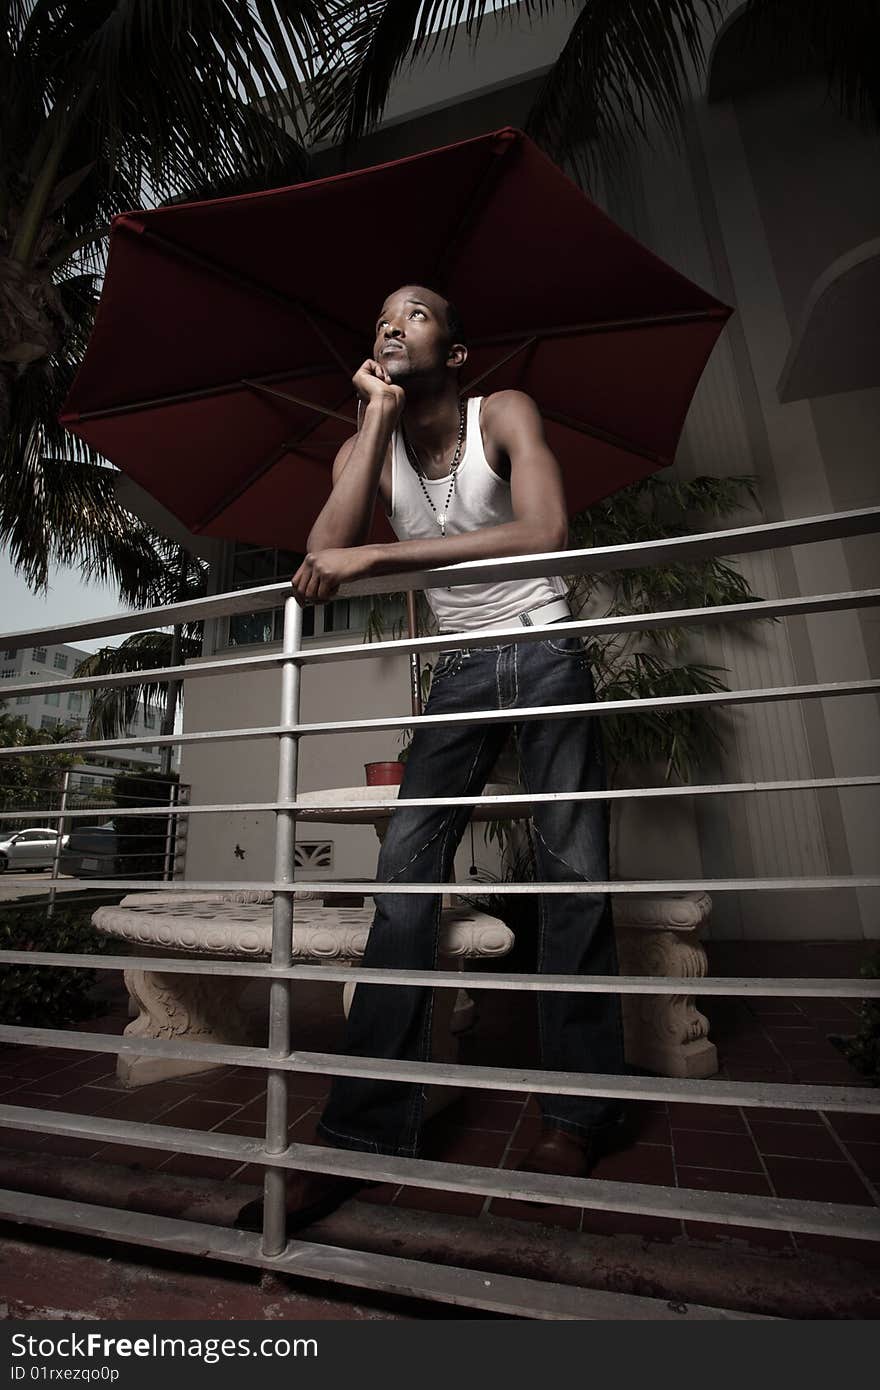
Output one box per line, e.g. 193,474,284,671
61,128,731,554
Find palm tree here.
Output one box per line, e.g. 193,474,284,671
313,2,879,184
0,706,77,815
73,547,208,763
1,1,348,600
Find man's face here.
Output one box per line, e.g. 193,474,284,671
372,285,459,382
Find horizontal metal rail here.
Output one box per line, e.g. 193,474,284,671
295,589,880,665
2,677,877,759
2,508,878,1311
287,678,880,739
3,1025,877,1113
2,505,877,653
5,586,880,701
339,504,880,598
3,949,879,998
2,773,878,822
2,1106,876,1242
0,580,291,652
5,874,877,893
0,1191,767,1320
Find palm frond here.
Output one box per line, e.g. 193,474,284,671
741,0,880,127
595,650,731,782
558,470,764,780
7,2,335,216
0,257,210,603
313,0,877,195
74,631,200,740
524,0,723,187
309,0,548,146
2,6,346,602
567,473,762,621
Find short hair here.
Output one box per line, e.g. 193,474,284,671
419,286,466,345
444,298,466,347
381,284,466,346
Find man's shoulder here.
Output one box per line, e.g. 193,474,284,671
481,388,538,417
480,390,542,447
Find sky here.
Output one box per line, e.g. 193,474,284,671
0,551,127,655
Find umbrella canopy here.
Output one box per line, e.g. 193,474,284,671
62,128,732,551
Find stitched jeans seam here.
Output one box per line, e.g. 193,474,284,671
400,728,491,1146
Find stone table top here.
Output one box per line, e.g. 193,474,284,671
294,783,531,824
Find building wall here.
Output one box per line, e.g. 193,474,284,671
687,63,880,939
2,641,92,736
0,640,169,780
180,636,490,885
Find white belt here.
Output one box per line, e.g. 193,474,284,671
449,597,570,636
439,598,571,638
515,597,571,627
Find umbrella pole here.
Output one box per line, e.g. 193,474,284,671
406,592,422,717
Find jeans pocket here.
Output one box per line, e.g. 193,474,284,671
541,635,588,659
430,649,469,684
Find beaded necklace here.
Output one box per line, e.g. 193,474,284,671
401,398,466,537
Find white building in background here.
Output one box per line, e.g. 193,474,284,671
115,1,878,939
0,640,170,795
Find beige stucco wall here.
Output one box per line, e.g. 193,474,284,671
179,637,498,886
687,73,880,940
181,639,403,885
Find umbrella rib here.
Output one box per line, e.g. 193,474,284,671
460,337,537,395
429,129,520,289
542,408,667,465
119,219,361,378
195,386,357,531
191,440,293,536
468,307,729,349
242,382,357,427
64,362,343,423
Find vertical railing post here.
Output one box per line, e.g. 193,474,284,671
162,781,179,882
47,768,70,921
262,594,304,1257
406,591,422,716
172,783,189,881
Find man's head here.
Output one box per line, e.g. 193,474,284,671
373,285,467,387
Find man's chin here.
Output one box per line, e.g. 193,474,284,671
382,357,411,382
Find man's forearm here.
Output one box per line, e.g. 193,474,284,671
306,401,397,552
292,515,567,604
364,515,568,578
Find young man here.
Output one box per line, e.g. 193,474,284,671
241,285,629,1233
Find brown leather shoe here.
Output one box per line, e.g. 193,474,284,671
235,1168,373,1235
517,1115,635,1181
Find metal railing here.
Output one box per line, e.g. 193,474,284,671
1,503,879,1318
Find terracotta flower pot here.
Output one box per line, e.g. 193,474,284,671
364,760,405,786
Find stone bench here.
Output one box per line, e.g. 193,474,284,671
92,891,514,1089
92,887,716,1088
614,891,717,1079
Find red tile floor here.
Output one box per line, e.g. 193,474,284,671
1,940,877,1269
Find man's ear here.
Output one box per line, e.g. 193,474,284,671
448,342,468,370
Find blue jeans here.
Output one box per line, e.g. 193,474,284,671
317,625,626,1158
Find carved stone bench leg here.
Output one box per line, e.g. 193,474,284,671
613,893,718,1080
118,968,253,1087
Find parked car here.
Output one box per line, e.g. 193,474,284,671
59,825,122,878
0,827,68,872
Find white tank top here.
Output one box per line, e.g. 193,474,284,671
387,396,567,633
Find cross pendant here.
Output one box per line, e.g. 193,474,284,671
436,513,446,535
